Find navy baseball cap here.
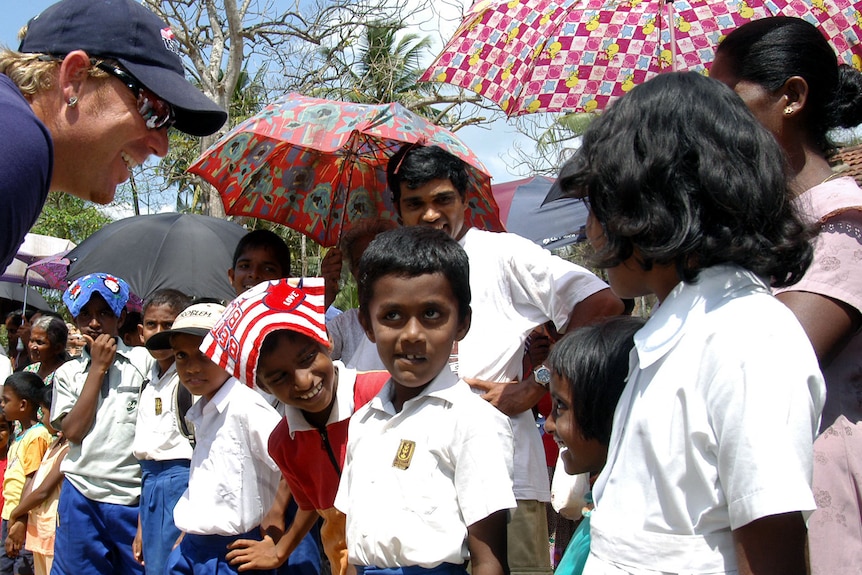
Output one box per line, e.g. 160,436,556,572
19,0,227,137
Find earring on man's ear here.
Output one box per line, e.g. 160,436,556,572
67,96,78,108
783,106,793,116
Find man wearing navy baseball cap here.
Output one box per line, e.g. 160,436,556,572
0,0,228,280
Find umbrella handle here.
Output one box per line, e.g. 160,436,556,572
23,269,29,311
665,0,677,72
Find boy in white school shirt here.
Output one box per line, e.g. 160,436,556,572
146,302,282,575
132,288,193,575
335,227,516,575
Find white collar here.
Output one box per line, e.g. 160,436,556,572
634,266,770,369
283,361,356,437
369,364,461,416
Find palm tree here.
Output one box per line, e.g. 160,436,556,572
320,21,436,114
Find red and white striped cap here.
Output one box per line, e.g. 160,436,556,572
201,277,328,388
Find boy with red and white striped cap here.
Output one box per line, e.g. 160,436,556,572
201,278,388,575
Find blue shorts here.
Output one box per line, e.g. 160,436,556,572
51,479,143,575
139,459,190,575
277,498,320,575
164,529,276,575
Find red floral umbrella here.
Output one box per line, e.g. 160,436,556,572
188,93,504,247
420,0,862,116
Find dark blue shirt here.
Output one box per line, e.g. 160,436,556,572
0,73,53,272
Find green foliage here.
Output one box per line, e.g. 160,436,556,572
318,21,437,115
30,192,111,244
334,274,358,311
536,112,596,156
159,64,270,214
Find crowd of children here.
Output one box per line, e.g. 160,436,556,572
0,14,859,575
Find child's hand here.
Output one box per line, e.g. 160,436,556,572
86,333,118,375
226,535,283,570
321,248,343,308
5,519,26,557
132,522,144,565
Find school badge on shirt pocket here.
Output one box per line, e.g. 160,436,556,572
393,439,416,470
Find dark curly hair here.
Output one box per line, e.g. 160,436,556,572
561,72,813,287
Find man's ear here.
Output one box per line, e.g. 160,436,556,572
227,268,235,283
358,309,376,343
57,50,92,104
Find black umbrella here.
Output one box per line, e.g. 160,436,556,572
0,283,52,316
66,213,248,302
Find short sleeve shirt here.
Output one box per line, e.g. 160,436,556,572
335,367,516,568
587,266,825,574
53,342,153,505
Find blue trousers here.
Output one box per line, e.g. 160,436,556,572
278,498,320,575
51,479,144,575
139,460,190,575
164,529,276,575
0,518,34,575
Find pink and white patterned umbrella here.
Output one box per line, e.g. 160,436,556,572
421,0,862,116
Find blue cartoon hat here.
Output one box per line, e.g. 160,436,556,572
63,273,131,318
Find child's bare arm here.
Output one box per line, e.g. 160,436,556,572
733,511,807,575
9,445,68,522
226,507,319,570
5,472,40,557
133,513,144,565
260,477,291,538
62,334,117,443
466,510,509,575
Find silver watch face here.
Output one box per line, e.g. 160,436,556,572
534,366,551,385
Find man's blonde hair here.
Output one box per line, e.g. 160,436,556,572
1,23,109,96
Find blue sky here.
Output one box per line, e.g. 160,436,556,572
1,2,55,48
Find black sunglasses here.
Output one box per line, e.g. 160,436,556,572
94,62,175,130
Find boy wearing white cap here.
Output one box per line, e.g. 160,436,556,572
146,302,282,575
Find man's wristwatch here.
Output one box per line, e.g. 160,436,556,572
533,364,551,389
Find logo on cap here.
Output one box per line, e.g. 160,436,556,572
160,28,181,57
263,283,306,312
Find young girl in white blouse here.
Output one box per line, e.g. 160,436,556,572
559,72,825,575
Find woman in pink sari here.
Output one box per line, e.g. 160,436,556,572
712,16,862,574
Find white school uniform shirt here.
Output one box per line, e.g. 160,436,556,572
585,266,825,575
133,363,194,461
173,377,282,536
53,341,153,505
458,227,609,502
335,366,516,568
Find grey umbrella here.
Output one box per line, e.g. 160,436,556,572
66,213,248,302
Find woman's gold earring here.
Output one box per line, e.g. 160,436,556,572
67,96,79,108
783,106,793,116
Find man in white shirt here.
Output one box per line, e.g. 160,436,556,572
387,144,624,575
